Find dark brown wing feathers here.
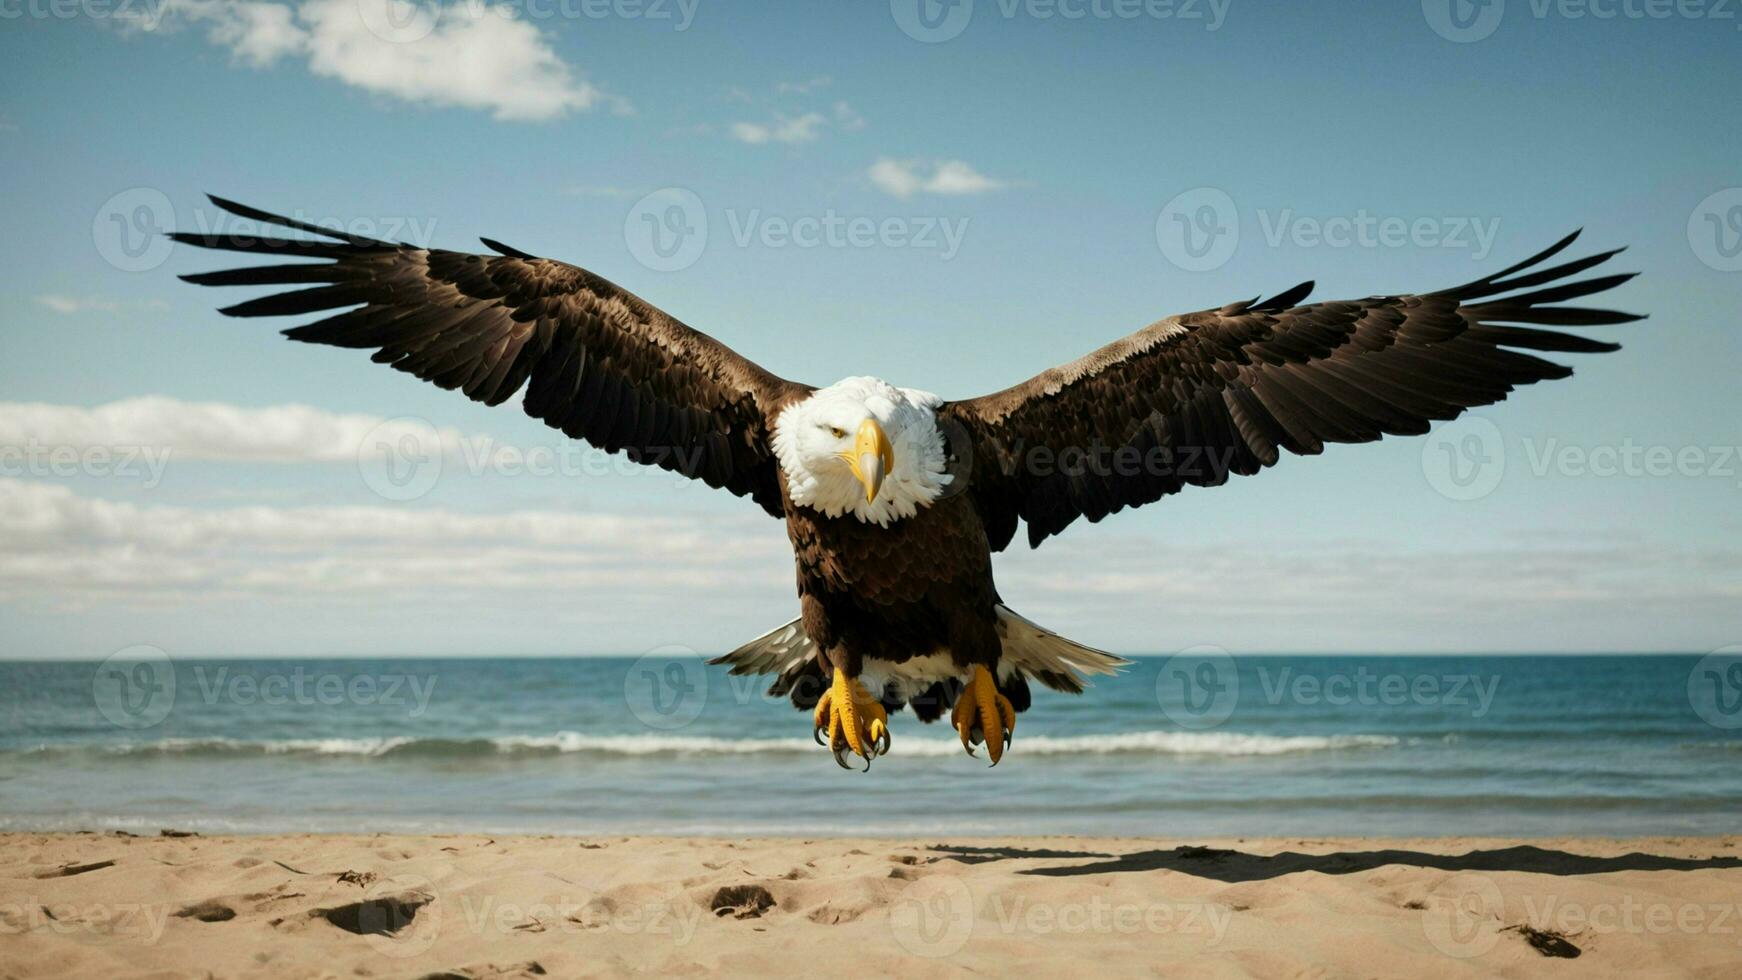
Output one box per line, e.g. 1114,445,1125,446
945,231,1641,550
174,196,809,516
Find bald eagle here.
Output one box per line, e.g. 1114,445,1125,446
175,197,1640,769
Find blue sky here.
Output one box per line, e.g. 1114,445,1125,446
1,0,1739,657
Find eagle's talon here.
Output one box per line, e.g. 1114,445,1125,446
817,667,889,769
953,665,1015,765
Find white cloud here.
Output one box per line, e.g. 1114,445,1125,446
775,75,832,95
3,477,1735,653
832,100,866,132
0,479,788,608
35,295,170,316
729,112,828,145
868,158,1013,199
0,397,499,465
135,0,618,122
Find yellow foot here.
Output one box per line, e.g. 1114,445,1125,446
952,666,1016,766
812,668,891,771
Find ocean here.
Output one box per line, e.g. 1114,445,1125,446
3,654,1739,838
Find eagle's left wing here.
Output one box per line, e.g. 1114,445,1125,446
173,196,812,517
941,232,1642,550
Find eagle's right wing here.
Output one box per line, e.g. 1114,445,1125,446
943,232,1642,550
176,196,812,517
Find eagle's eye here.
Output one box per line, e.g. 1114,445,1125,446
826,426,846,439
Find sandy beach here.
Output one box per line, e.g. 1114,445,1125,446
2,833,1739,978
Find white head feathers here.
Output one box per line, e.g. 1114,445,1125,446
772,377,951,525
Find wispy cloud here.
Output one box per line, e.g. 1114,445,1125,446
35,295,170,316
729,112,829,146
774,75,832,95
996,529,1742,653
0,397,497,465
726,81,864,146
131,0,621,122
867,158,1014,199
0,479,788,609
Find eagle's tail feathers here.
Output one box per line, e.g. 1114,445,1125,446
707,620,818,700
994,605,1130,695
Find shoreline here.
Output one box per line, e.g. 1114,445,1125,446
5,833,1740,977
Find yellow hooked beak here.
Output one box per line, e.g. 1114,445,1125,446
839,418,895,503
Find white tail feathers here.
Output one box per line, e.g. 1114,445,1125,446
993,605,1130,693
709,605,1129,695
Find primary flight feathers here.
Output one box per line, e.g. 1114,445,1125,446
174,195,1641,549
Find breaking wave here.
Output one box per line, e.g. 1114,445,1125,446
15,731,1399,760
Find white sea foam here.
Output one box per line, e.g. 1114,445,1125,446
25,731,1399,759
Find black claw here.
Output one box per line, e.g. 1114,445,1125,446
833,745,852,770
813,726,827,747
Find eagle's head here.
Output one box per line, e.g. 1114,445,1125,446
772,376,952,525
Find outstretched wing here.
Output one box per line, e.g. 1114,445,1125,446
943,232,1642,550
175,196,811,516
